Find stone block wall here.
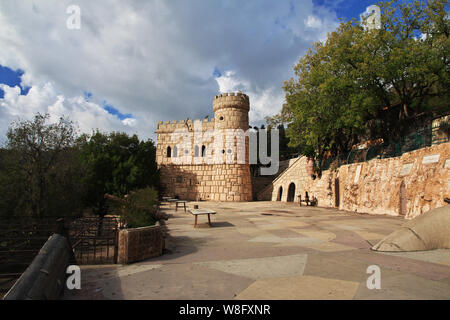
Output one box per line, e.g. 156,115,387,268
260,142,449,219
160,163,252,201
117,225,164,264
257,157,310,202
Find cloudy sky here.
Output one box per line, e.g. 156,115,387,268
0,0,379,143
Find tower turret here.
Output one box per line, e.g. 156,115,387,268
213,92,250,131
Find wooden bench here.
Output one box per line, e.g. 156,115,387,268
166,198,179,206
298,195,318,207
175,200,188,212
189,209,216,227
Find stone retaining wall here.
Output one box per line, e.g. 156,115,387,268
260,142,449,219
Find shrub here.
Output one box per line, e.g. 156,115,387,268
106,187,159,228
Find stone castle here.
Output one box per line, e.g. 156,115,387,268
156,92,253,201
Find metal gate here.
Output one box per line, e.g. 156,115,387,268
0,217,59,297
67,217,118,265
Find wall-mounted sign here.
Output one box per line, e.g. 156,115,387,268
399,163,414,176
354,165,362,184
422,154,440,165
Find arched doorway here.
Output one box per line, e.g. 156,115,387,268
399,180,406,216
287,183,296,202
277,186,283,201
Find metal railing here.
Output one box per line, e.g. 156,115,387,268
318,122,449,171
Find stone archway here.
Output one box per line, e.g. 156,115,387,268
277,186,283,201
287,183,296,202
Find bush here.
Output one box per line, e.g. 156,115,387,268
107,187,159,228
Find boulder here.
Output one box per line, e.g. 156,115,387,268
371,204,450,252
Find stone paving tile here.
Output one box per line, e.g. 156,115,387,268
235,275,360,300
367,252,450,281
293,230,336,241
195,254,308,280
64,201,450,300
354,230,388,240
378,250,450,267
354,274,450,300
248,235,323,246
267,228,307,238
104,264,255,300
330,231,373,249
302,251,404,283
301,241,358,252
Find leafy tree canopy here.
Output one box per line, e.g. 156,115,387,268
282,0,449,160
78,131,159,215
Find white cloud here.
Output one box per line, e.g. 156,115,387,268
215,71,284,124
305,15,322,28
0,81,139,143
0,0,339,141
122,118,137,127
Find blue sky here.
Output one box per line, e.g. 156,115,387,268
0,65,30,98
0,0,411,141
314,0,384,21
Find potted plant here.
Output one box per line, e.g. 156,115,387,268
105,187,167,264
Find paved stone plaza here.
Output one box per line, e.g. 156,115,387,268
65,202,450,300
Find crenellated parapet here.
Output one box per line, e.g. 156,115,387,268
156,117,215,133
213,91,249,113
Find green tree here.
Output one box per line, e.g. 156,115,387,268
2,113,79,218
79,131,159,215
282,0,449,161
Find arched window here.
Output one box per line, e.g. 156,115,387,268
201,145,206,157
173,146,178,157
194,145,199,157
167,146,171,158
277,186,283,201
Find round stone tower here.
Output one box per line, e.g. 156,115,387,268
213,91,250,131
211,91,253,201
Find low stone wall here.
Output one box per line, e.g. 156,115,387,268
117,225,164,264
260,142,449,219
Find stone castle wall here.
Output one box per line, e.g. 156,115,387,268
159,163,252,201
156,92,253,201
259,142,450,219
